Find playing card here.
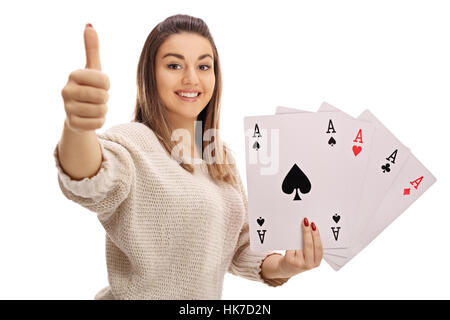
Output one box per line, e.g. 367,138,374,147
275,103,436,270
324,257,342,271
350,110,411,243
276,104,379,260
317,106,413,265
245,110,375,251
324,152,437,269
275,107,347,259
320,105,412,262
244,112,352,251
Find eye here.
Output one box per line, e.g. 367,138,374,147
167,64,181,70
199,65,212,71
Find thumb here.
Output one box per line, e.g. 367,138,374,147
84,23,102,70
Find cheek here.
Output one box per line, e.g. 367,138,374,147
156,71,176,99
203,75,216,98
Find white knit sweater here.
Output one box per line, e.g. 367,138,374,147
53,122,287,300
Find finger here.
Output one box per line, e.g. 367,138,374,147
69,69,110,90
285,250,296,261
67,84,109,104
67,114,105,131
65,101,107,118
84,23,102,70
302,217,314,269
311,222,323,267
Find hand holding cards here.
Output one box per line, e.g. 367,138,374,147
243,102,436,271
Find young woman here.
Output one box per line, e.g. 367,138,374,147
54,14,323,300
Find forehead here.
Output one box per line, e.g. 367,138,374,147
157,32,214,59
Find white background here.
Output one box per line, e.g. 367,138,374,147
0,0,448,299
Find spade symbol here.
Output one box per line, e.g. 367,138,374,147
332,214,341,223
253,141,260,151
282,164,312,201
381,163,391,173
328,137,336,147
257,217,265,226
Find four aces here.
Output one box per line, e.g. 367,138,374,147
244,103,436,270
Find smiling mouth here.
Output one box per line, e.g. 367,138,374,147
175,91,201,98
175,91,202,103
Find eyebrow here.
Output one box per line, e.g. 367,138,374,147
162,53,213,60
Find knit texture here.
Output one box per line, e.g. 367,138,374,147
54,122,288,300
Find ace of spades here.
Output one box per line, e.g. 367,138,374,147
282,164,312,201
244,111,353,251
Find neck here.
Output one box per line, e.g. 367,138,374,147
166,112,202,160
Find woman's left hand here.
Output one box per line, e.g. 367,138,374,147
277,217,323,278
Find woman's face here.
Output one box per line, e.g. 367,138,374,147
155,32,215,125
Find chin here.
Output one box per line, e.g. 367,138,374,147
171,110,202,122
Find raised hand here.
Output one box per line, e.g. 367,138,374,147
61,24,110,132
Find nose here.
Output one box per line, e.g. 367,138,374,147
182,65,200,85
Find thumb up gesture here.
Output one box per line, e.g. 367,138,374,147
61,24,110,132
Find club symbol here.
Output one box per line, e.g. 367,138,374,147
381,163,391,173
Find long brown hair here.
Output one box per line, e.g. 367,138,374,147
133,14,237,186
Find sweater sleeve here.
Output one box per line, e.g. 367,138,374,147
227,153,289,287
53,132,135,222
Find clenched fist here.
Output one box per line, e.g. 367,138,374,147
61,24,110,132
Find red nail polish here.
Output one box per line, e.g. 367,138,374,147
303,218,309,227
311,222,316,231
86,23,93,28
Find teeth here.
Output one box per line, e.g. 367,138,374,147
178,92,199,98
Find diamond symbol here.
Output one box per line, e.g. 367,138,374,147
403,188,410,195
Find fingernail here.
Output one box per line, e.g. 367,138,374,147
86,23,93,28
311,222,316,231
303,218,309,227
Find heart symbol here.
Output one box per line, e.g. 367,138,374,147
332,214,340,223
257,217,265,226
352,145,362,156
